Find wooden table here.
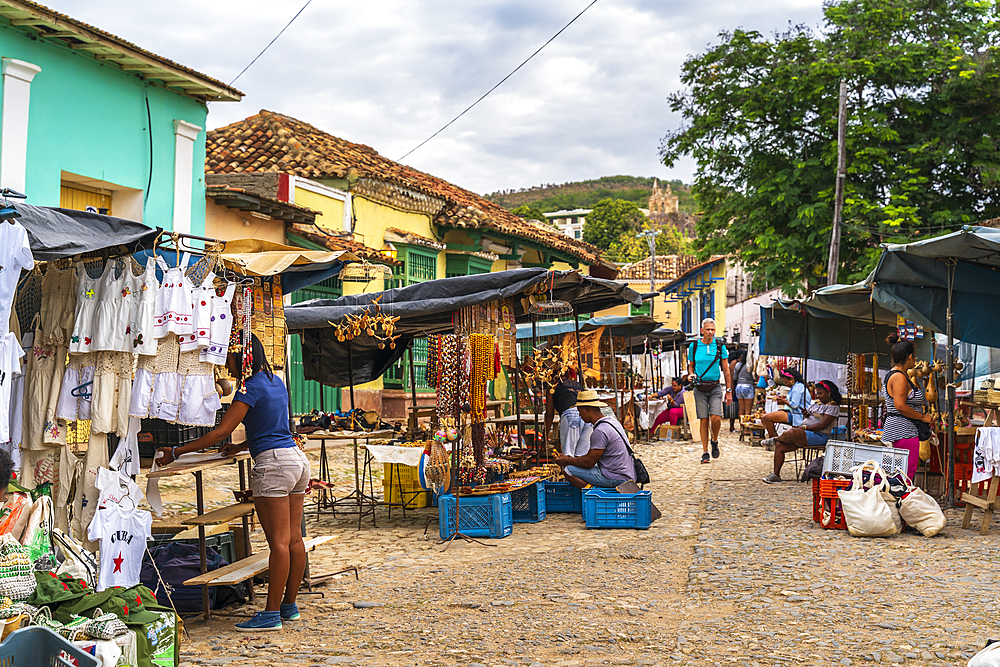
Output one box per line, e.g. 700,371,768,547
148,453,252,620
305,430,395,528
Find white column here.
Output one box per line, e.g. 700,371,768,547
0,58,40,194
342,192,352,232
172,119,201,234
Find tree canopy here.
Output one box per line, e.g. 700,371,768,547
660,0,1000,296
582,199,646,249
511,204,549,225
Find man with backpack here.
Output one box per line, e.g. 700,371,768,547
687,318,733,464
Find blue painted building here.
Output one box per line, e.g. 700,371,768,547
0,0,241,234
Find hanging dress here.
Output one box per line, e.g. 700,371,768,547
91,259,127,353
180,271,216,353
200,281,237,365
177,351,221,427
153,253,194,340
69,259,107,354
129,256,158,356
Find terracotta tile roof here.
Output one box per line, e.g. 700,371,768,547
617,255,701,284
205,110,611,267
0,0,241,101
286,222,400,266
384,227,446,251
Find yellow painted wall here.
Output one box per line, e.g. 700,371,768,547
594,260,728,334
294,186,343,230
204,200,286,244
352,196,446,279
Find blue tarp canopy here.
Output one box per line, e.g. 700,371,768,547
867,226,1000,348
759,281,933,363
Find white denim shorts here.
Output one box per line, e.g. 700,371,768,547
251,446,311,497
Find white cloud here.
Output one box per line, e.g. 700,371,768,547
42,0,825,194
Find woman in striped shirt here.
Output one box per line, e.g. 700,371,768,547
883,333,933,481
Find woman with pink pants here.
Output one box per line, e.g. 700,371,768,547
651,377,686,434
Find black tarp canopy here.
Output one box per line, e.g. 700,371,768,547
286,269,642,386
17,204,160,260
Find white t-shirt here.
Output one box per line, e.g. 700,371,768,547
87,504,152,591
0,222,33,334
95,467,143,510
0,332,25,443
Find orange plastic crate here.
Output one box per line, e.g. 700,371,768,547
819,478,852,499
820,496,848,530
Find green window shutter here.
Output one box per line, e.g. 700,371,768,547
387,245,439,390
289,285,342,415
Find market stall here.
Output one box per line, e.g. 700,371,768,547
284,269,647,538
3,210,359,643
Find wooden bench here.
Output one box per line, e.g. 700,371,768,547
184,535,338,587
180,502,255,526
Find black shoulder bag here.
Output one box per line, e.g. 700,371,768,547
692,340,723,393
598,419,651,487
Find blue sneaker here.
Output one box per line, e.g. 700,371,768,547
235,611,282,632
279,603,300,621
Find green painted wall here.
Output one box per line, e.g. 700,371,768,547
0,20,209,233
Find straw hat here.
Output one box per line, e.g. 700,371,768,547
575,390,604,408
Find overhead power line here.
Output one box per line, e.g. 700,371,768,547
228,0,313,87
397,0,598,162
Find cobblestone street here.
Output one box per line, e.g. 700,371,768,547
166,432,996,667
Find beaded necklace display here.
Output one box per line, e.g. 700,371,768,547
426,335,439,388
469,333,497,423
435,334,459,421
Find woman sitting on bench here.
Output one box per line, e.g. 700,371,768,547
761,380,841,484
157,329,310,632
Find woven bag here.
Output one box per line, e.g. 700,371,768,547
0,535,36,601
84,610,129,640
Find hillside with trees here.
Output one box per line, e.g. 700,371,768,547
487,176,697,213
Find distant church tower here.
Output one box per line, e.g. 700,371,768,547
649,178,679,216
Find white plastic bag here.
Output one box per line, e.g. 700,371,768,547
968,641,1000,667
880,489,903,533
897,473,946,537
838,461,899,537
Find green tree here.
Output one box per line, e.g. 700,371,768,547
582,199,646,249
660,0,1000,296
606,225,693,262
511,204,547,224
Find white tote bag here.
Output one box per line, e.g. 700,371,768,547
896,473,947,537
838,461,899,537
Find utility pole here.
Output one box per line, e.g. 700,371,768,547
826,80,848,286
638,229,661,318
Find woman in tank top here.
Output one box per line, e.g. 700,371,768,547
883,333,932,481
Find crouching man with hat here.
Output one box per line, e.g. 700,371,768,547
553,390,636,489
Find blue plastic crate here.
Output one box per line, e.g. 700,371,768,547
582,488,652,529
0,626,99,667
438,493,513,540
543,481,582,513
511,482,546,523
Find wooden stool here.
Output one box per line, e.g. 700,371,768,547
962,473,1000,535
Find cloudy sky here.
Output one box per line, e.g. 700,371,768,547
48,0,825,195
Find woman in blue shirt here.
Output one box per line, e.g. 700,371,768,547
157,331,311,633
760,367,809,447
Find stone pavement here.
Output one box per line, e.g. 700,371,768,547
166,430,997,667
